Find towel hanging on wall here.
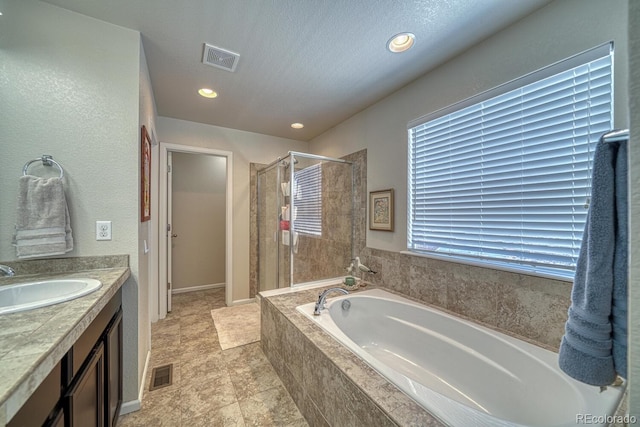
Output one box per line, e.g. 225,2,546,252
558,131,628,386
13,174,74,259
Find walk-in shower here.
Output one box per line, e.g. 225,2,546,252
257,152,354,291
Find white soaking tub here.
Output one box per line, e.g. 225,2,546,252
296,289,625,427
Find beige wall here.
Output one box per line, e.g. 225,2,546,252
309,0,629,254
171,152,226,289
0,1,148,404
156,117,307,301
137,39,156,401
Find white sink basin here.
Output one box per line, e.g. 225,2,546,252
0,278,102,314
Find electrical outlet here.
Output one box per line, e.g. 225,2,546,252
96,221,112,240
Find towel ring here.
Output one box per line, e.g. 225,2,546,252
22,155,64,179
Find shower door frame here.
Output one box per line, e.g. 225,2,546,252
257,151,353,291
256,158,284,291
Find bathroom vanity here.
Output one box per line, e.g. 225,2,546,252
0,262,129,427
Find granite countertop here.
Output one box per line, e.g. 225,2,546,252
0,264,130,426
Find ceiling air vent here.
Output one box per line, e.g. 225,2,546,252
202,43,240,72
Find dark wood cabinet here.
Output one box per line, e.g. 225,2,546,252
7,363,61,427
66,342,104,427
7,290,122,427
105,309,122,427
45,408,64,427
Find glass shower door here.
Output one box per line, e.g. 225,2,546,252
258,163,280,292
258,151,354,291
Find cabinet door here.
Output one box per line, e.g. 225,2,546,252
7,362,61,427
66,342,104,427
105,309,122,427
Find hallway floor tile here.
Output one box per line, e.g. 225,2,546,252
117,288,307,427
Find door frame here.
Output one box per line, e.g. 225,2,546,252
158,143,233,318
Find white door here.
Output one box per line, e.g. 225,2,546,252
167,151,174,312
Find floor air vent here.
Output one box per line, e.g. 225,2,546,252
202,43,240,72
149,364,173,391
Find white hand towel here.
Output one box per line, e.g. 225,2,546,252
14,175,73,258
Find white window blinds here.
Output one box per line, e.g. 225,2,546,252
293,164,322,236
407,44,613,278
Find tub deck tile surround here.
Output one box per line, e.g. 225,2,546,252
0,256,130,426
261,280,581,426
496,275,572,346
261,285,445,427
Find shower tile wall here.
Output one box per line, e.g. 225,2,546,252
249,163,261,298
250,150,366,296
345,149,367,258
290,161,348,283
293,149,367,284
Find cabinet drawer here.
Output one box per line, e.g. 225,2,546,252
70,289,121,379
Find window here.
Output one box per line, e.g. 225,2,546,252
293,163,322,236
407,44,613,279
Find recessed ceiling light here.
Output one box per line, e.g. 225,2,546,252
198,88,218,98
291,123,304,129
387,33,415,53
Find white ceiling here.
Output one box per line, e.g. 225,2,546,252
41,0,550,141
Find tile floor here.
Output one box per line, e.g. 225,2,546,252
117,288,308,427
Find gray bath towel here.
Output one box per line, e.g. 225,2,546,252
14,175,74,258
558,135,628,386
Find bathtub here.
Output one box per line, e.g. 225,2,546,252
296,289,625,427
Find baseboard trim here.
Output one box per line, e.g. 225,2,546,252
229,297,256,306
119,399,141,416
119,349,151,416
172,282,225,294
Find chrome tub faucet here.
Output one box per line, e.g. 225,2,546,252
0,265,16,277
314,287,349,315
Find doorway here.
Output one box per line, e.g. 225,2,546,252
158,143,233,319
171,152,226,292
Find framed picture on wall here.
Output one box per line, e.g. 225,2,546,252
141,125,151,222
369,189,394,231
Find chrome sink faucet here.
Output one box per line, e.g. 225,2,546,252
314,287,348,316
0,265,16,277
